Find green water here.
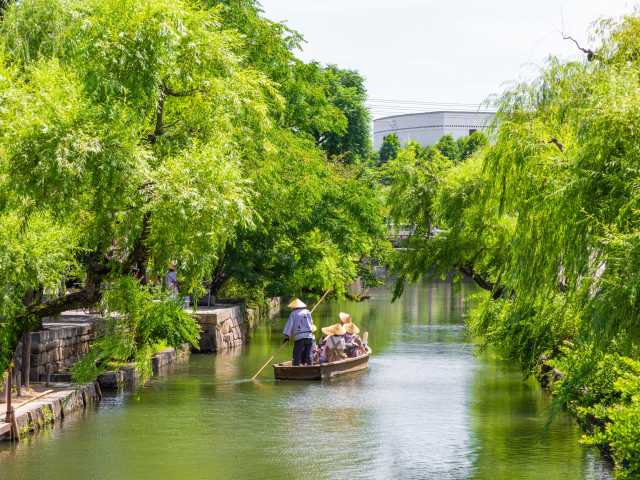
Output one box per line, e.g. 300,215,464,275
0,281,612,479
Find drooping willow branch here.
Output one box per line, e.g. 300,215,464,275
562,34,596,62
148,84,208,143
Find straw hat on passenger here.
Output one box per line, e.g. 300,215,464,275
339,312,352,324
288,298,307,309
344,322,360,335
321,323,346,337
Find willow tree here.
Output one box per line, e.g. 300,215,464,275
202,0,388,300
387,14,640,476
0,0,276,372
0,0,390,377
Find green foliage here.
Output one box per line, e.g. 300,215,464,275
0,0,387,379
551,345,640,478
435,134,458,161
385,141,451,234
378,133,400,164
384,137,497,298
469,294,579,373
0,211,81,370
72,277,199,383
434,131,487,163
211,0,370,159
321,66,371,162
217,130,389,299
384,12,640,477
457,131,488,161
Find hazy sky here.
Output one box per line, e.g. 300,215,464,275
259,0,635,118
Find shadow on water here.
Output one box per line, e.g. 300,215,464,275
0,280,613,480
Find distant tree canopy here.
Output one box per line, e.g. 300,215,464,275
381,131,486,233
434,132,488,162
378,133,401,164
434,134,458,161
0,0,388,375
320,65,372,162
210,1,371,163
457,131,488,161
378,131,486,167
385,14,640,477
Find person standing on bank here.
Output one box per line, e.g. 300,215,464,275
283,298,316,366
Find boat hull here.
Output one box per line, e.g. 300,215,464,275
273,348,371,380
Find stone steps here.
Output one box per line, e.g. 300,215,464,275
49,371,74,383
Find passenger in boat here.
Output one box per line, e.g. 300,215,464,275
344,322,364,357
339,312,365,357
283,298,316,366
320,323,347,362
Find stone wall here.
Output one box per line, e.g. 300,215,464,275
194,305,245,353
10,314,99,384
97,344,191,391
1,382,101,441
29,324,93,382
194,297,283,353
6,296,282,388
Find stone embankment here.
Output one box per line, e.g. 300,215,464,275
2,297,283,441
97,344,191,390
195,298,282,353
0,382,100,442
195,305,245,352
12,313,101,384
8,298,282,387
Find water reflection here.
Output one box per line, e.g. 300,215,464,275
0,280,611,480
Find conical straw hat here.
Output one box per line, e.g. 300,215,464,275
344,322,360,335
321,323,346,337
288,298,307,309
339,312,352,324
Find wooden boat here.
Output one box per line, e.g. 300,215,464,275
273,347,371,380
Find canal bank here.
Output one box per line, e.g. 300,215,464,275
0,383,100,442
1,297,283,442
0,281,613,479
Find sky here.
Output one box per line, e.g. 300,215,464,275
259,0,635,118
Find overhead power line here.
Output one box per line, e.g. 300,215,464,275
368,98,486,107
365,97,495,118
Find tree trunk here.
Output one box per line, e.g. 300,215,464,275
4,365,12,423
20,331,30,389
458,263,504,300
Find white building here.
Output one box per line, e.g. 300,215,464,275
373,111,495,150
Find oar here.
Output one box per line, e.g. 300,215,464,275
250,290,331,381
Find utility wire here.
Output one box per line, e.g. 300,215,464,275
366,97,495,118
368,98,485,107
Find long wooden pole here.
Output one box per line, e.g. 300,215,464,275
308,289,331,315
250,290,331,381
250,343,287,381
13,390,54,410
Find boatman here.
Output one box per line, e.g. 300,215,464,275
283,298,316,366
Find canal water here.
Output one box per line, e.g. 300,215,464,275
0,281,612,479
